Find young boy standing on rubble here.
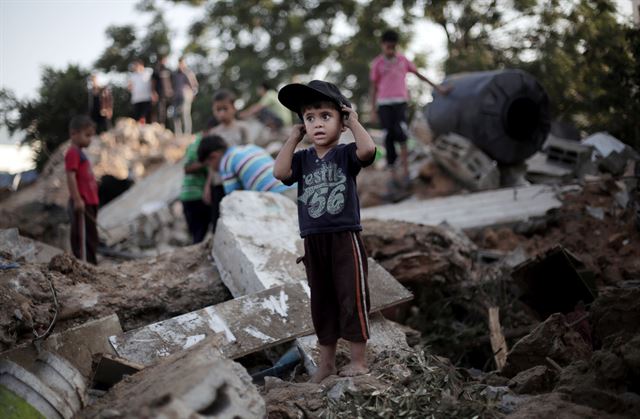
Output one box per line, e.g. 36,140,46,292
274,80,377,383
65,115,99,264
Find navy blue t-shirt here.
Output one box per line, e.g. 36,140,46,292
283,143,374,237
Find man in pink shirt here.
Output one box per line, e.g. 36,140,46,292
370,30,450,191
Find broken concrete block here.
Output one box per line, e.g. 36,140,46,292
213,191,306,297
110,272,411,367
582,132,633,160
502,313,592,377
525,151,573,184
98,162,184,245
543,135,594,174
1,314,122,379
511,246,597,320
0,228,63,264
213,191,414,306
110,283,310,366
431,133,500,190
79,339,266,419
361,184,566,230
508,365,556,394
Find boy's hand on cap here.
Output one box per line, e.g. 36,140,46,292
341,106,358,128
289,124,306,143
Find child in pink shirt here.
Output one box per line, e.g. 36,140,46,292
369,30,450,192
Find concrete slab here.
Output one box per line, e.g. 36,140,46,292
98,162,183,245
211,191,414,377
109,278,412,366
0,314,122,379
213,191,305,297
361,184,568,230
0,228,63,264
80,339,266,419
213,191,412,302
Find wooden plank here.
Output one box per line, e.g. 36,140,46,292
488,306,508,370
110,276,412,366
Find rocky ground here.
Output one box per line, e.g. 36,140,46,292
0,241,231,352
1,119,639,417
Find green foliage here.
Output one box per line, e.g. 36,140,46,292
321,350,502,418
2,65,90,171
425,0,640,148
94,11,171,72
183,0,418,113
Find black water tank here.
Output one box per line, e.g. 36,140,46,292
425,69,550,165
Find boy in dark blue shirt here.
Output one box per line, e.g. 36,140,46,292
274,80,376,383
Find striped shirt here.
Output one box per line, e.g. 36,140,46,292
219,145,293,194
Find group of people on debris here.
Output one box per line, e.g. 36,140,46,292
66,30,449,382
89,56,200,135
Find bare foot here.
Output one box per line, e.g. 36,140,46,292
339,363,369,377
310,365,337,383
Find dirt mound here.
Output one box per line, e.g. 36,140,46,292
470,179,640,286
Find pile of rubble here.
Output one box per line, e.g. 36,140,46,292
0,119,189,250
1,104,639,417
0,232,230,352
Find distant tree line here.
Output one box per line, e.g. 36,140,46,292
0,0,637,170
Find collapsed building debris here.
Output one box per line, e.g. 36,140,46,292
97,162,187,251
111,192,412,367
431,133,500,191
361,183,568,230
80,339,266,419
0,228,63,264
0,98,637,418
0,242,230,351
0,119,189,248
1,315,122,379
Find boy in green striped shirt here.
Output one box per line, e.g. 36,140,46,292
180,135,215,243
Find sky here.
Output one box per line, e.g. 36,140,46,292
0,0,200,101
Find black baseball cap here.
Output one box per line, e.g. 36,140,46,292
278,80,351,119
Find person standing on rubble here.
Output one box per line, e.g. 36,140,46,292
273,80,377,383
180,134,213,244
152,55,174,126
172,57,198,135
65,115,99,264
369,29,450,193
128,59,155,124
